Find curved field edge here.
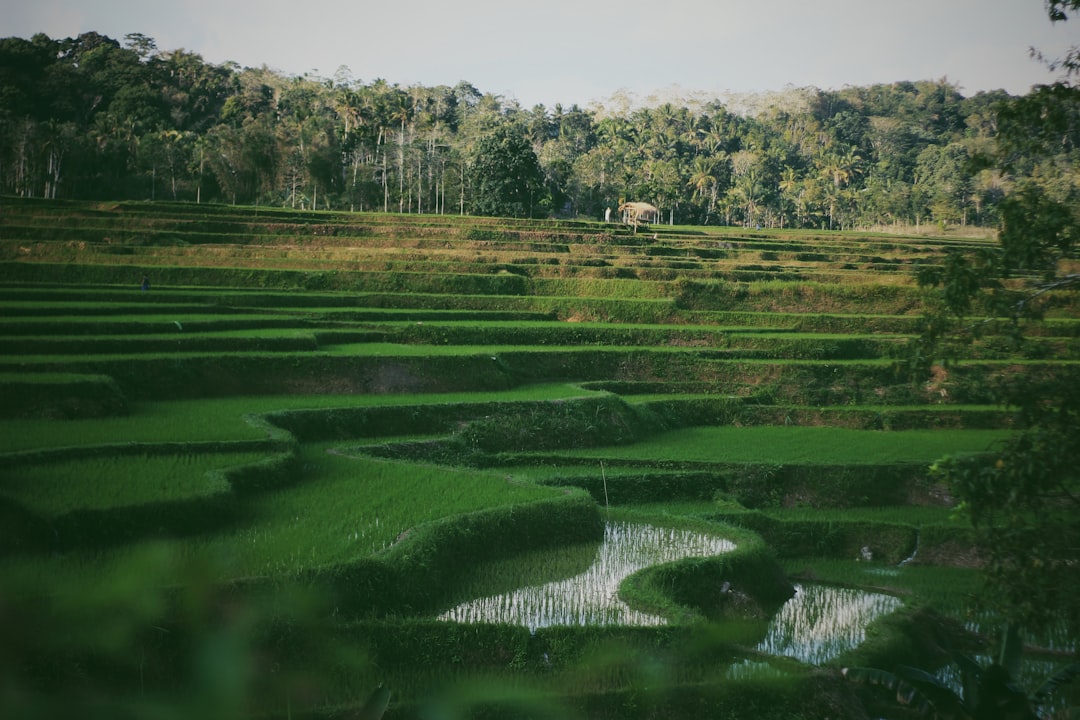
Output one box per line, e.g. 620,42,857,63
5,200,1077,717
0,388,980,626
2,391,998,568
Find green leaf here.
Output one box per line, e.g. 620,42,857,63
1031,662,1080,707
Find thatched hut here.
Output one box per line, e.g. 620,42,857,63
618,202,659,230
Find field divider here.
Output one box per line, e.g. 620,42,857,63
1,409,296,469
2,413,301,551
242,490,606,618
0,438,287,468
618,532,794,625
514,458,938,510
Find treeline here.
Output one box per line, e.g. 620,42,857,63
0,30,1071,228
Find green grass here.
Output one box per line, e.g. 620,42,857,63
604,501,962,528
752,505,962,526
1,202,1077,718
1,452,261,516
324,342,668,357
0,343,715,363
536,426,1010,465
0,304,225,315
433,533,603,612
160,443,566,576
0,372,114,384
0,313,300,323
8,329,318,340
0,383,605,452
0,442,567,580
777,557,983,613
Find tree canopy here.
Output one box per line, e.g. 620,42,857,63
912,0,1080,643
467,124,549,218
0,29,1069,229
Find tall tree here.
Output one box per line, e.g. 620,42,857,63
467,123,549,218
0,28,1069,223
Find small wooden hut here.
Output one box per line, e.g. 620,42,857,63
618,202,660,231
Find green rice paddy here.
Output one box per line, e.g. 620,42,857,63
1,199,1077,718
2,452,256,516
536,426,1010,465
0,383,603,451
190,449,563,576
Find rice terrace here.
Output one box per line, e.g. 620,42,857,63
1,197,1079,719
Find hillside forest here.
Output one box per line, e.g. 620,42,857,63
3,31,1076,230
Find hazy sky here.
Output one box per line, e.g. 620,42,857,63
5,0,1077,108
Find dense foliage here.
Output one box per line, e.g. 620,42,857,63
2,30,1070,228
912,0,1080,644
466,124,549,218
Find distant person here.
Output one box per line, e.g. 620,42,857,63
604,207,611,223
140,275,150,291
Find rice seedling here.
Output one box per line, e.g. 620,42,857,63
0,452,261,516
759,505,960,526
0,442,567,584
0,383,602,452
182,445,562,577
3,200,1078,718
542,426,1011,465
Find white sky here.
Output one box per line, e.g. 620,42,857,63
4,0,1078,108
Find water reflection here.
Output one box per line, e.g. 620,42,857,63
438,522,735,631
440,524,905,666
755,583,902,664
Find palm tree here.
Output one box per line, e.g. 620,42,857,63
390,96,413,213
777,166,799,228
730,150,762,226
647,159,682,224
819,146,863,190
688,156,719,222
816,147,863,229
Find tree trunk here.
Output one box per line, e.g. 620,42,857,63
46,143,64,200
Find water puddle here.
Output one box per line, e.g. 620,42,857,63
439,522,904,666
753,583,902,664
438,522,735,630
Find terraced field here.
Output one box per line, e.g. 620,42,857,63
1,198,1077,719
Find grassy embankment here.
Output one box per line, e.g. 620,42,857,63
1,197,1078,718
